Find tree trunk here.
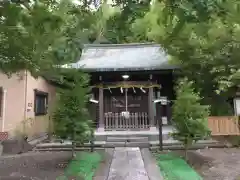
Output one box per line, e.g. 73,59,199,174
72,141,76,158
184,144,188,161
184,138,193,162
90,128,94,152
71,120,76,158
71,126,76,158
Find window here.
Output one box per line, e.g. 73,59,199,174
34,90,48,116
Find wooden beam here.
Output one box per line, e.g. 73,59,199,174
93,81,161,89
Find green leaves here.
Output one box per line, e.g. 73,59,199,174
130,0,240,115
171,78,210,147
0,0,96,75
53,70,92,143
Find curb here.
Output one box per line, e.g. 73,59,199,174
141,148,164,180
93,148,114,180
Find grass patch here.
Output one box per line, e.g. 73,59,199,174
57,151,102,180
153,152,202,180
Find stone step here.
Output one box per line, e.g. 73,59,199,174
149,134,172,142
34,139,223,150
105,141,150,147
103,133,157,136
34,141,150,149
150,143,226,150
151,139,220,146
35,142,226,152
95,133,172,142
106,136,149,143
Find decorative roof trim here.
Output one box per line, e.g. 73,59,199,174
78,66,179,72
83,43,161,49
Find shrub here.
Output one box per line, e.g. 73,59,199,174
171,78,211,160
53,70,93,157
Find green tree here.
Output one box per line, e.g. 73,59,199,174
53,69,92,157
171,78,210,160
104,0,151,43
131,0,240,115
0,0,95,75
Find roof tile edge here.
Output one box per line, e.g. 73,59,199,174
83,43,160,49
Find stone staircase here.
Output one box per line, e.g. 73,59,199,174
94,130,172,147
33,129,225,151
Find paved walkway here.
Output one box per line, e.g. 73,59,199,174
107,147,163,180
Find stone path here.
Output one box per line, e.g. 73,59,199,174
107,147,149,180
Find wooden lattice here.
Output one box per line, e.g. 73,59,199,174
0,132,8,141
208,116,240,135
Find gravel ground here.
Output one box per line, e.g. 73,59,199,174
0,151,72,180
192,148,240,180
2,148,239,180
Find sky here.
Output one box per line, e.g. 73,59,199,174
73,0,114,10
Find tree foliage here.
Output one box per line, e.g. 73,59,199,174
92,1,239,116
171,78,210,160
130,0,240,115
52,69,92,156
104,0,151,43
1,0,239,117
0,0,96,75
0,0,123,75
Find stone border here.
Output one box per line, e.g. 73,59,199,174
141,148,164,180
93,148,114,180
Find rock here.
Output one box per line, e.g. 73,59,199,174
226,143,232,148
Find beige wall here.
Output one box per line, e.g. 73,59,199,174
0,71,56,138
0,72,26,134
25,72,56,138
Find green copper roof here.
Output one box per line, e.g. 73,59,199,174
67,43,178,71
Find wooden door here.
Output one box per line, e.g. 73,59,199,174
104,88,149,130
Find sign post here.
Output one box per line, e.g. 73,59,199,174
158,110,163,151
154,97,168,151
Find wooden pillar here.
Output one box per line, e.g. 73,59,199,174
98,87,104,131
148,74,155,128
148,86,155,127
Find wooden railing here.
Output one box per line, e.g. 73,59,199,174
208,116,240,135
104,112,150,130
